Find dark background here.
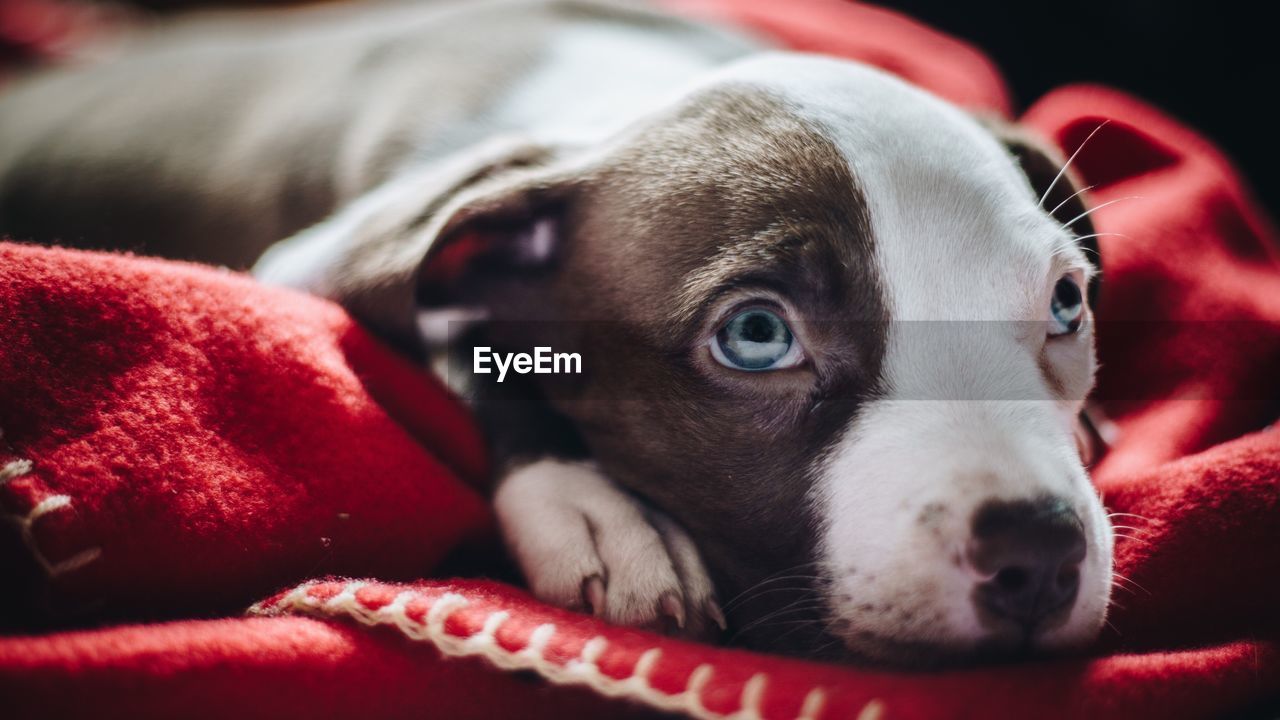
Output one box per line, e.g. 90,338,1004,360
8,0,1274,217
879,0,1276,217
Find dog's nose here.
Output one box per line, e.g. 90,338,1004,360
968,497,1086,628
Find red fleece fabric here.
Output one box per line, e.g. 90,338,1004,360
0,245,492,620
2,0,1280,718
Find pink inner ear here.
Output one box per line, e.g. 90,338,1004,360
420,231,491,289
420,218,559,293
1057,117,1181,191
511,218,558,265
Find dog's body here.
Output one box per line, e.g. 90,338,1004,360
0,0,756,270
0,0,1113,665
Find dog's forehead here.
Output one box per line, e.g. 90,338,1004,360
583,73,879,329
709,53,1071,321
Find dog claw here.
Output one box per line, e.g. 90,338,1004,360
704,599,727,631
583,575,607,616
659,593,685,629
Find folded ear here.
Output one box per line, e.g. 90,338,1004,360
254,137,582,353
976,116,1102,307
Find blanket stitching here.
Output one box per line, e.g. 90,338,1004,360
254,580,889,720
0,446,103,578
1,458,33,486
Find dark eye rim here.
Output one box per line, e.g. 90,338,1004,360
1048,275,1086,337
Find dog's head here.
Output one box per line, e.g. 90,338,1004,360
260,52,1112,666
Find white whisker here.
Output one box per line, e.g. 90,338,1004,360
721,565,825,611
1038,120,1111,208
729,596,828,640
1062,196,1145,230
1109,525,1150,535
1111,581,1138,597
1048,183,1096,217
1112,571,1152,596
1068,231,1130,243
1052,231,1128,261
1108,512,1153,522
722,583,823,612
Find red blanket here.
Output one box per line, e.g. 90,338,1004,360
3,1,1279,718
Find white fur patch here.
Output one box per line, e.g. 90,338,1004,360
495,459,720,636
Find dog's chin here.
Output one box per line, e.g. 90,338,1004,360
824,628,1094,670
732,620,1097,670
730,588,1107,668
753,604,1104,669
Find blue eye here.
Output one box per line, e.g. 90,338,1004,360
1049,276,1084,336
710,309,801,371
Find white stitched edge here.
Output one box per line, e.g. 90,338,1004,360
798,686,828,720
253,580,885,720
0,453,102,578
29,494,72,520
857,699,887,720
44,546,104,576
1,458,33,486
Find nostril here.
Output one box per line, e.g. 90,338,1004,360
994,566,1030,592
1056,564,1080,592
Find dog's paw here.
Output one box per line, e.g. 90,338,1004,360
494,459,725,639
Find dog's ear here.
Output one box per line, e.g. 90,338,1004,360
254,137,584,354
976,116,1101,306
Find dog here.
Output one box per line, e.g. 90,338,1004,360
0,0,1113,665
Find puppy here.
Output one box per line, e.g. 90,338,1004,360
0,0,1112,665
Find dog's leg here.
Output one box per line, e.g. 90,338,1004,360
494,458,724,638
